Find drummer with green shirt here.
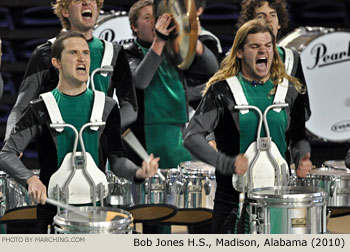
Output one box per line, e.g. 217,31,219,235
183,20,312,233
0,31,160,234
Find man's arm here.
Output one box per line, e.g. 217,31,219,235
103,103,158,181
109,46,138,129
5,44,56,140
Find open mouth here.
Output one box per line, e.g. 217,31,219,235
256,57,267,65
76,65,87,73
82,9,92,18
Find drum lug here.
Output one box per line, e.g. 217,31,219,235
176,179,185,194
204,177,211,195
329,177,336,197
166,178,172,194
144,178,149,194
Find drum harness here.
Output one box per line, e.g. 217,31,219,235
41,89,108,209
226,76,291,219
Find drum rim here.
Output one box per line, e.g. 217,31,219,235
248,186,327,202
179,160,215,175
309,167,350,178
54,207,133,228
95,11,128,27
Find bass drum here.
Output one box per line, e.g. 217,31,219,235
279,27,350,142
93,10,133,44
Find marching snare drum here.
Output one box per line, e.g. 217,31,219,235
322,160,349,170
93,10,133,44
178,161,216,209
53,207,133,234
249,186,327,234
279,27,350,142
105,171,133,207
298,167,350,207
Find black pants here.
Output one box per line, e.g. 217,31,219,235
36,204,57,234
211,199,248,234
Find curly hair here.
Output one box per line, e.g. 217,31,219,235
237,0,289,35
204,20,304,96
52,0,104,30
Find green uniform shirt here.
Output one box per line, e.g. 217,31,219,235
137,41,191,168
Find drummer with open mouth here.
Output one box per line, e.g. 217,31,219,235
0,31,160,234
183,19,312,234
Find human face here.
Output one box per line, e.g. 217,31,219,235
55,37,90,86
62,0,98,34
132,5,155,43
237,32,274,81
254,1,280,38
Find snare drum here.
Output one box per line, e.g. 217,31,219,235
105,171,133,207
249,186,327,234
178,161,216,209
299,167,350,207
279,27,350,142
322,160,348,170
53,207,133,234
93,10,133,44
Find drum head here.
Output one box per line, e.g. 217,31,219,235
279,27,350,142
322,160,348,170
248,186,326,204
179,160,215,175
310,167,350,178
54,207,132,227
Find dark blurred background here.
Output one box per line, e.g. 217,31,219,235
1,0,350,169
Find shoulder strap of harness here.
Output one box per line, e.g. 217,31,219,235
39,92,64,132
100,40,114,77
40,90,106,132
226,76,249,114
226,76,288,114
283,47,294,76
90,90,106,131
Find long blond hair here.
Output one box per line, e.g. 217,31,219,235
204,20,305,95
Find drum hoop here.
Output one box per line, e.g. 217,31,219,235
248,186,327,202
95,12,129,28
54,207,133,227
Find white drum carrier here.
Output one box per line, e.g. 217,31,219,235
93,10,133,45
40,91,108,206
279,27,350,142
227,76,290,192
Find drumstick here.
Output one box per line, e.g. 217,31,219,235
122,129,165,181
46,198,92,220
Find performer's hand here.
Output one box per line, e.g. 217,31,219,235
136,154,160,179
27,175,47,205
235,154,248,176
154,13,176,40
296,153,312,178
208,140,217,151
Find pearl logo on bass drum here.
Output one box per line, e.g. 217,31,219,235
307,41,350,70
